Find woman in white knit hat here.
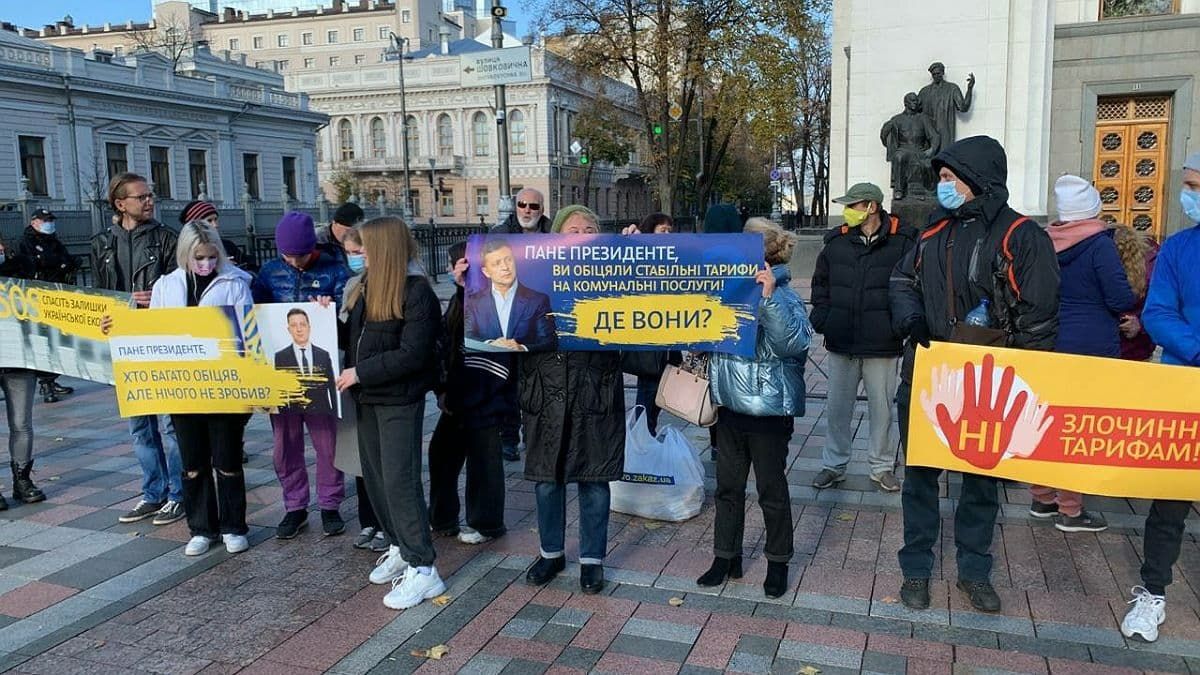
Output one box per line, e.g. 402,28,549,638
1030,174,1137,533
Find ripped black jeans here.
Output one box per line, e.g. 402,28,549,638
171,413,250,538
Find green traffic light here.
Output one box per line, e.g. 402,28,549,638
579,154,589,165
653,124,663,136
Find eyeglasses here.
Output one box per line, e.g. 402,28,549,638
124,193,155,202
516,201,541,210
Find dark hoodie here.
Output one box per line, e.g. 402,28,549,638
889,135,1059,368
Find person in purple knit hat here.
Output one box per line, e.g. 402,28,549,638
258,212,352,539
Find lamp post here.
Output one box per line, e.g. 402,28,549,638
550,90,562,213
491,0,513,225
428,157,436,230
386,33,413,221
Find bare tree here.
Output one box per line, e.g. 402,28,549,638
129,15,198,71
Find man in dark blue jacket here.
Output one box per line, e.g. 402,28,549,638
811,182,916,493
259,212,352,540
1124,150,1200,643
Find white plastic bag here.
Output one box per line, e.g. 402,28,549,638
610,406,706,522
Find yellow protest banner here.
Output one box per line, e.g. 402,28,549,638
0,277,130,383
909,342,1200,501
108,302,340,417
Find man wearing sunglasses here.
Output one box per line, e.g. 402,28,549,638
492,188,551,235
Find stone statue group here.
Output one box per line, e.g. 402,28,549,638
881,62,976,200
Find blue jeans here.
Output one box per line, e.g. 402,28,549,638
129,414,183,503
535,481,610,565
0,370,36,465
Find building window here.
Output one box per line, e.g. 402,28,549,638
188,149,207,199
370,117,386,159
437,114,453,157
252,35,263,49
409,189,421,216
1100,0,1177,18
301,31,313,46
17,136,48,196
304,57,315,68
277,59,289,71
378,26,389,40
282,156,297,199
354,54,366,65
329,56,341,67
440,189,454,216
327,30,339,44
404,115,419,159
149,146,172,199
277,33,289,47
509,109,526,155
339,119,355,160
353,27,365,42
474,187,489,215
105,142,128,182
228,37,240,50
243,154,260,199
401,9,412,22
472,111,490,157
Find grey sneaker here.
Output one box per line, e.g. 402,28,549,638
871,471,901,492
151,500,186,526
119,499,165,523
1056,510,1108,533
811,469,845,489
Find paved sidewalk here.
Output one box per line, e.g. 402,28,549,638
0,276,1197,674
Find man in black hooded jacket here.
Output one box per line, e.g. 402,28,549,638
889,135,1059,613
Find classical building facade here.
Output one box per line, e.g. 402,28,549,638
0,26,326,209
30,0,651,223
830,0,1200,238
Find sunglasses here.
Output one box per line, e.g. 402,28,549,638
125,193,155,202
516,201,541,210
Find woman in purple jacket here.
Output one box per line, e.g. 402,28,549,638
1031,176,1136,533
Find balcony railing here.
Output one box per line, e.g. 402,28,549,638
344,155,466,174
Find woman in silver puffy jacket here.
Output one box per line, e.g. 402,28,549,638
698,217,813,599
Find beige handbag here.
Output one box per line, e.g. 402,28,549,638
655,353,717,427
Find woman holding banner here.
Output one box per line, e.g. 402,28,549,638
149,221,254,556
0,237,48,508
699,217,812,599
335,217,445,611
522,206,625,595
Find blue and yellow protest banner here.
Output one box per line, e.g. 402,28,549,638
0,276,129,384
463,233,764,355
909,342,1200,501
107,302,341,417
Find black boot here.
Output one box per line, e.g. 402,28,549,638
48,379,73,396
11,462,46,504
38,381,59,404
0,491,8,511
763,561,788,599
696,556,743,587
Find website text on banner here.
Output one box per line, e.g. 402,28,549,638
108,301,342,417
0,276,129,384
908,342,1200,501
462,233,765,356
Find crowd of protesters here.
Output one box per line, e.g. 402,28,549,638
1,140,1199,643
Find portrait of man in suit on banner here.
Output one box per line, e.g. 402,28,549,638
465,238,557,352
274,307,337,415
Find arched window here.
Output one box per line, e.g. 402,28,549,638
338,119,355,161
437,114,453,157
509,109,526,155
404,115,419,160
472,111,490,157
370,117,386,159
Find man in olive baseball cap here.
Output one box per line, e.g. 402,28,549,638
832,182,886,207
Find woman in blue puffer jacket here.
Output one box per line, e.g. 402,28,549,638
699,217,813,599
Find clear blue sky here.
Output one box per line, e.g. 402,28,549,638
4,1,530,33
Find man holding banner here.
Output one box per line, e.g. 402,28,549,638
889,136,1059,613
1123,151,1200,643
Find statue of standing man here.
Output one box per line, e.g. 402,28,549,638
917,62,975,154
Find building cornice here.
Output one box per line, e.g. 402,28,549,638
1055,12,1200,38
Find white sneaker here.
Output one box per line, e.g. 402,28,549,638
369,545,409,585
222,533,250,554
184,535,213,556
457,527,493,545
1121,586,1166,642
384,566,446,610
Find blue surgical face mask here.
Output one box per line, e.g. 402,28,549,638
937,181,966,210
347,253,366,273
37,221,56,235
1181,189,1200,224
0,252,6,266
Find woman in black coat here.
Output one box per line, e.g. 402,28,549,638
523,206,625,595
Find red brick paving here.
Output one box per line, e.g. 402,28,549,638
0,581,79,618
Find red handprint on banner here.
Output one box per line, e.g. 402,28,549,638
923,354,1044,470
